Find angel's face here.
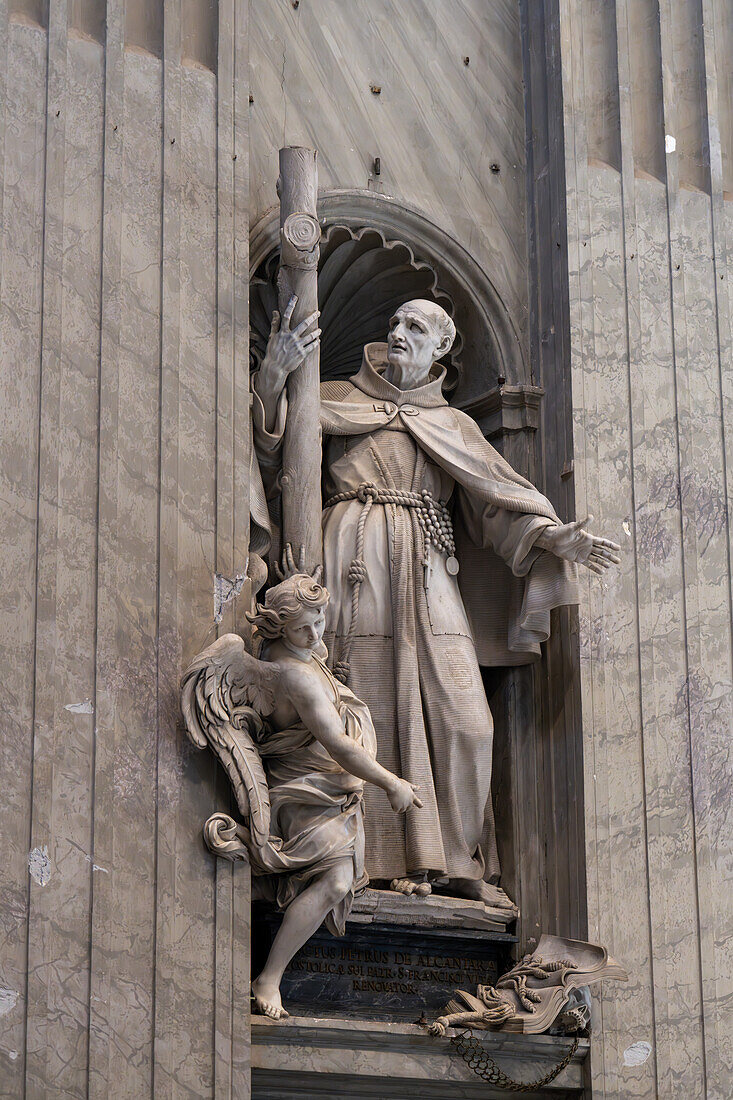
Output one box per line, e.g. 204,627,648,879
282,606,326,651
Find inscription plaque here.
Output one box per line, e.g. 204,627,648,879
253,907,515,1019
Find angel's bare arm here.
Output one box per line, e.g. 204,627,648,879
282,667,422,814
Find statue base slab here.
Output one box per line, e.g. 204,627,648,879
350,886,517,933
253,890,517,1021
251,1014,589,1098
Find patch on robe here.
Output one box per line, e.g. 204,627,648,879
444,646,476,691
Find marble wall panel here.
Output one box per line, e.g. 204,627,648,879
24,23,105,1098
667,186,732,1097
711,0,733,195
659,1,733,1091
719,64,733,1100
518,0,588,953
212,4,253,1098
214,0,251,611
9,0,47,27
575,162,659,1100
217,5,253,1096
182,0,218,72
581,0,621,170
629,178,705,1098
0,4,251,1096
626,0,665,182
249,0,529,373
667,0,710,194
5,3,731,1098
0,13,47,1093
696,6,733,1090
68,0,105,43
560,0,733,1095
87,45,163,1100
153,57,220,1097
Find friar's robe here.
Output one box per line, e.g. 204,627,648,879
251,344,578,883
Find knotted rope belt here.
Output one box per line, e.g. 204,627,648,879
323,483,458,682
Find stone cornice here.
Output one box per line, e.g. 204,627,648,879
459,384,544,440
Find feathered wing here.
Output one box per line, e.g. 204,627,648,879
181,633,279,852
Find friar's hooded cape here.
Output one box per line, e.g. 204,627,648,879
250,342,578,665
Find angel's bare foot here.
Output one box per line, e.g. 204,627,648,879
390,877,432,897
443,878,519,914
251,975,289,1020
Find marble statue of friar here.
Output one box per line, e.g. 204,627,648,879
250,296,620,909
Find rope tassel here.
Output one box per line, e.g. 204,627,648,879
325,482,457,683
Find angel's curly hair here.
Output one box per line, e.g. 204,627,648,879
247,573,329,640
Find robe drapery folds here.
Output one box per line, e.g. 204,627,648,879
254,656,375,936
251,344,578,882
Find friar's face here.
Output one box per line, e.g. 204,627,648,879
386,301,453,381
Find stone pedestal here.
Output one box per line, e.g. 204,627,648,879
251,1016,589,1098
252,889,517,1022
249,891,593,1095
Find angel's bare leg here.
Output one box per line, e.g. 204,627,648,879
251,858,354,1020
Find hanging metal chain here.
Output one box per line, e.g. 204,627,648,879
450,1027,580,1092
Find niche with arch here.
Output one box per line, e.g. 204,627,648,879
249,190,526,418
247,190,556,933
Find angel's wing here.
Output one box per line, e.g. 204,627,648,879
181,633,279,851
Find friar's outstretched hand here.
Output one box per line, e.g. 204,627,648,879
537,515,621,575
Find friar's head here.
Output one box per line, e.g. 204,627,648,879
385,299,456,386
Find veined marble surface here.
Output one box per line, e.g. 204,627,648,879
561,1,733,1096
0,4,251,1097
249,0,530,371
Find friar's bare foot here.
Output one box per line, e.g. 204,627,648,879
390,877,432,897
251,975,289,1020
443,878,519,914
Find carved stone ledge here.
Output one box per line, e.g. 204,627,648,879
251,1016,589,1097
350,887,517,934
460,384,544,441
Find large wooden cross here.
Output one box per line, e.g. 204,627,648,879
276,146,323,575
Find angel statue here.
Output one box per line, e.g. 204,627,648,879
180,573,422,1020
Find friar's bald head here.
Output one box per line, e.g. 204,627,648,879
385,300,456,390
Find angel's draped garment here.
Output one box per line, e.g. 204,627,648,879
252,343,578,884
254,654,376,936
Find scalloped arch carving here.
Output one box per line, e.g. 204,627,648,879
249,190,524,405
